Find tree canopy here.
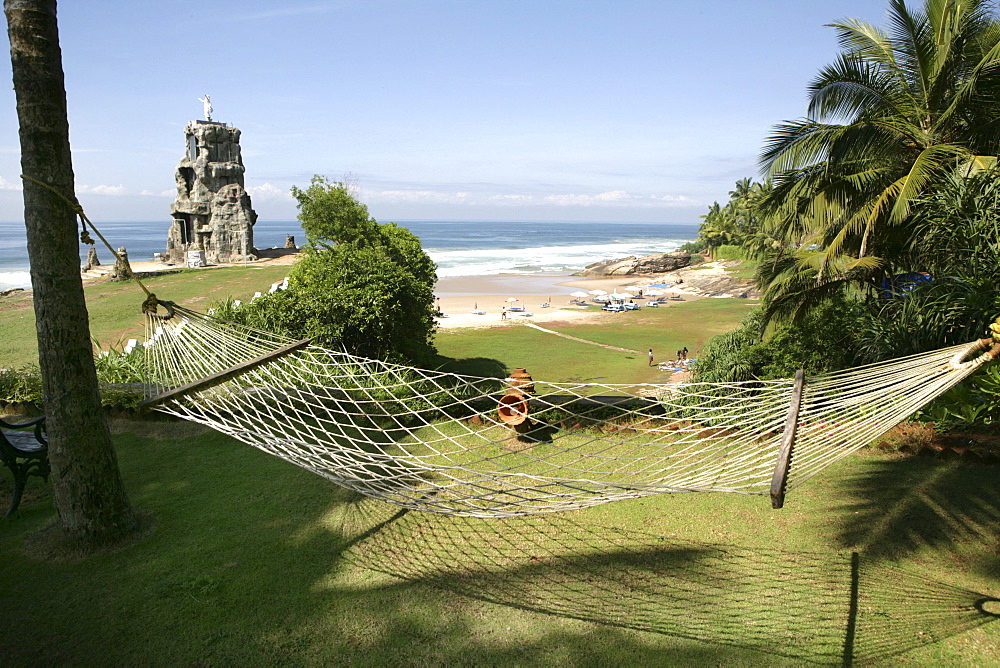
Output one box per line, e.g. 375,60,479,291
754,0,1000,323
223,176,438,363
689,1,1000,432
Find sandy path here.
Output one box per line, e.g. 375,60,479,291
523,323,641,353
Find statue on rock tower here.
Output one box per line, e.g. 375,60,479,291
165,103,257,265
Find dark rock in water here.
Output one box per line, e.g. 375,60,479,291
583,251,691,276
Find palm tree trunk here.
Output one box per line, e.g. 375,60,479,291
6,0,136,541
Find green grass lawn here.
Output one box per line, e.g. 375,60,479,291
3,271,996,663
434,299,755,385
0,419,996,664
0,265,294,367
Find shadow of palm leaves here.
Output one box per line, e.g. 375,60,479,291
338,498,997,665
831,458,1000,564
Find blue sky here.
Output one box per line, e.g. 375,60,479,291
0,0,890,223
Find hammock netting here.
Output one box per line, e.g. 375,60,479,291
142,305,997,517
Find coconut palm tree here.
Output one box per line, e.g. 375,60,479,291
757,0,1000,322
697,201,731,257
6,0,137,541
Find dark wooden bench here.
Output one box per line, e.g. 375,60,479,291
0,415,49,516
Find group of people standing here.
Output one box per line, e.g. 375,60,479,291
647,346,688,366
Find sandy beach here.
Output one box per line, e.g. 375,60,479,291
81,249,740,332
431,264,732,329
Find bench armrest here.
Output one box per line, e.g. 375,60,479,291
0,415,46,445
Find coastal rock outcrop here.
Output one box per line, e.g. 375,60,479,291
582,251,691,276
679,269,760,299
165,120,257,265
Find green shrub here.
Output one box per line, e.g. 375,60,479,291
0,343,149,406
695,297,865,383
0,365,44,404
216,177,438,364
711,245,750,262
93,339,146,384
918,363,1000,433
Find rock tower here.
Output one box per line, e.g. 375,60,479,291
165,120,257,265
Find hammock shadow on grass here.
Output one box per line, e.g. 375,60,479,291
830,456,1000,573
432,355,508,379
337,497,998,665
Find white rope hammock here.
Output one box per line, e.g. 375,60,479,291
140,304,999,517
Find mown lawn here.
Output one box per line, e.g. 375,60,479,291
0,265,294,367
2,271,996,664
2,265,752,388
434,298,755,385
0,419,996,664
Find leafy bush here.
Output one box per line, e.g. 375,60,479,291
0,365,44,404
92,340,147,407
0,343,149,406
918,364,1000,433
854,277,1000,361
93,339,146,384
695,297,865,383
218,177,438,364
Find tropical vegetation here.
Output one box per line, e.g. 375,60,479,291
689,0,1000,430
758,0,1000,319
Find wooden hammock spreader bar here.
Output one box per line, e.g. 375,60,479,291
138,338,312,409
770,369,805,509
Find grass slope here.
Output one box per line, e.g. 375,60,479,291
0,265,294,367
0,421,996,664
434,299,755,385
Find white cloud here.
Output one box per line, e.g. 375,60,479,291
247,182,294,201
370,190,472,204
140,189,175,197
544,190,701,208
488,194,534,204
651,193,699,204
0,175,23,191
78,184,127,196
355,184,703,212
594,190,631,202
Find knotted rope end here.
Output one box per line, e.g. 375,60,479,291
142,294,176,320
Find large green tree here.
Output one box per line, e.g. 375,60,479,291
758,0,1000,321
225,176,438,363
6,0,136,541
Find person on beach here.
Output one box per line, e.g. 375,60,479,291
501,307,507,320
648,349,654,366
682,347,688,360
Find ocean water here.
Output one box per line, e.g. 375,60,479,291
0,219,307,292
0,219,698,291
